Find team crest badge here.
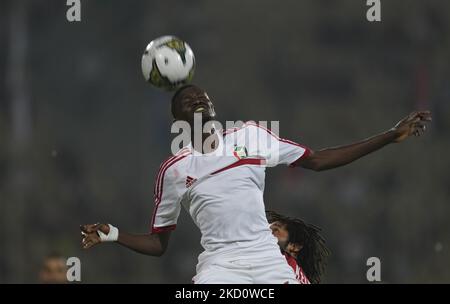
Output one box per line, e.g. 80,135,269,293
233,146,248,159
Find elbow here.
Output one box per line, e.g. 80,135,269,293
307,155,332,171
154,246,167,257
153,239,169,257
311,164,325,172
312,161,329,171
153,250,164,257
144,233,169,257
146,243,166,257
301,157,326,171
298,151,327,172
143,247,165,257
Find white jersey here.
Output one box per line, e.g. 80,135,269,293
150,122,311,275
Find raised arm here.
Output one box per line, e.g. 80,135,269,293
80,224,170,257
297,111,432,171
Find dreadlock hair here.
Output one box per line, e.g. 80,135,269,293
266,210,330,284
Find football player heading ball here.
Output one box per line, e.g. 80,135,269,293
81,77,431,283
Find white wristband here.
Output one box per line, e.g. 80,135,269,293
97,224,119,242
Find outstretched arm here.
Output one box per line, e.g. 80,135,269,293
297,111,432,171
80,224,171,257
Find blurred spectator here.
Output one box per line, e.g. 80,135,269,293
38,253,67,284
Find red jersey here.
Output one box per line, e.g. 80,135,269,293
284,253,310,284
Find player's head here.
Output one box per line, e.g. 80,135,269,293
267,211,330,284
171,85,216,125
38,252,68,284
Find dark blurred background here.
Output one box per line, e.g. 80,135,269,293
0,0,449,283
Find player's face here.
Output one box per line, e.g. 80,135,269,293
173,87,216,124
270,221,289,249
286,242,303,259
38,257,68,284
270,221,304,257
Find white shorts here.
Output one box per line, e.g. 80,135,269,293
192,255,299,284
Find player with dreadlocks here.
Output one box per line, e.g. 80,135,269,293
267,210,330,284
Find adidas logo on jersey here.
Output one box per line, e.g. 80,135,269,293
185,176,197,188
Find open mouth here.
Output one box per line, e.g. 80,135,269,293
194,105,206,113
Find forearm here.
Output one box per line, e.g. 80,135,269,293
302,129,397,171
117,232,168,257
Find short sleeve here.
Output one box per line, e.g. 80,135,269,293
244,122,311,167
150,158,183,234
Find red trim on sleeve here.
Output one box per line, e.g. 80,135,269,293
244,121,280,138
279,138,311,151
151,224,177,234
150,152,190,233
244,121,312,166
153,148,190,199
222,127,240,135
245,121,312,152
289,148,312,167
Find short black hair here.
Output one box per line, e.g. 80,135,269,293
266,210,330,284
171,84,198,118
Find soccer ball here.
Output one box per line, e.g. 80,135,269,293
141,36,195,91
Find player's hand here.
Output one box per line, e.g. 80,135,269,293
391,111,432,143
80,223,110,249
